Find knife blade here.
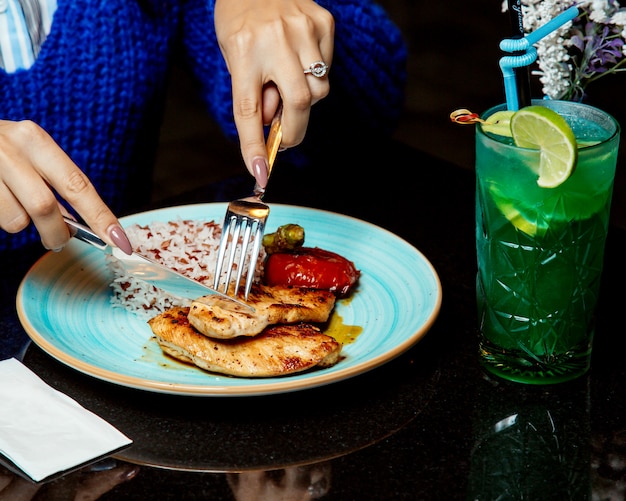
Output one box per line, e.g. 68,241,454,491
63,217,253,310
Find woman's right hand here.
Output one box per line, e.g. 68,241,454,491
0,120,132,253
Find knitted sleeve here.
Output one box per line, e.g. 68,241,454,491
313,0,408,132
179,0,407,163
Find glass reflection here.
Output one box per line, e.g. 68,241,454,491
468,375,591,500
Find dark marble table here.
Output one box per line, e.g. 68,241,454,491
1,140,624,499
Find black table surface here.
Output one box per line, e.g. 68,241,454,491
1,140,624,499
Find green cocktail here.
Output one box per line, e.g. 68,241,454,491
476,100,620,384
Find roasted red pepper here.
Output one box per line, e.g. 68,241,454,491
263,247,360,296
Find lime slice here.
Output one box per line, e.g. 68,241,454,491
510,106,577,188
497,201,543,236
481,110,514,137
488,185,548,237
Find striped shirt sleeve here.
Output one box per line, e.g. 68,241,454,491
0,0,56,73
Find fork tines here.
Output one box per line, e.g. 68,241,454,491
213,197,269,300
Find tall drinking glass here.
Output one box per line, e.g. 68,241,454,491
475,100,620,384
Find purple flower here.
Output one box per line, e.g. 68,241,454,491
562,9,626,100
587,25,624,73
520,1,626,102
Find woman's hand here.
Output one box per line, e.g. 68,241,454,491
0,120,132,253
214,0,334,188
227,463,331,501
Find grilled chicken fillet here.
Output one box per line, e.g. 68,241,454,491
188,284,336,339
149,307,342,377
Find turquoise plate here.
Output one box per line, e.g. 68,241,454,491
16,204,441,396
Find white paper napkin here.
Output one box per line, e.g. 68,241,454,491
0,358,132,482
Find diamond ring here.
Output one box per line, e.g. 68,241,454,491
303,61,329,78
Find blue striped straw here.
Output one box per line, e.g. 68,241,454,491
499,5,580,110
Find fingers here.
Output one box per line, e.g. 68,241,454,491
261,84,281,126
0,120,132,253
226,466,331,501
73,463,140,500
0,473,41,500
301,10,334,107
227,471,265,501
215,0,334,183
0,121,71,250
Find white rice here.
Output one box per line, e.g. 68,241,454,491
106,219,265,319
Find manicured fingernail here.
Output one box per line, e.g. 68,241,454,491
252,157,269,189
108,224,133,255
41,239,64,253
119,465,140,481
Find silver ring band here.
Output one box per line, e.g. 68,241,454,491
304,61,329,78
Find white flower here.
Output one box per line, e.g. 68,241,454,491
588,0,613,22
504,0,626,100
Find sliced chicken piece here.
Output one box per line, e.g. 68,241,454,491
188,284,336,339
149,307,342,377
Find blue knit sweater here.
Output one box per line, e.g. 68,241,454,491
0,0,407,251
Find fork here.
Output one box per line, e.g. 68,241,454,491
213,111,282,300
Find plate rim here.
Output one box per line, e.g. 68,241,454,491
16,203,442,397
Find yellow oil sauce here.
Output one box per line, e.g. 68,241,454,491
325,310,363,345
